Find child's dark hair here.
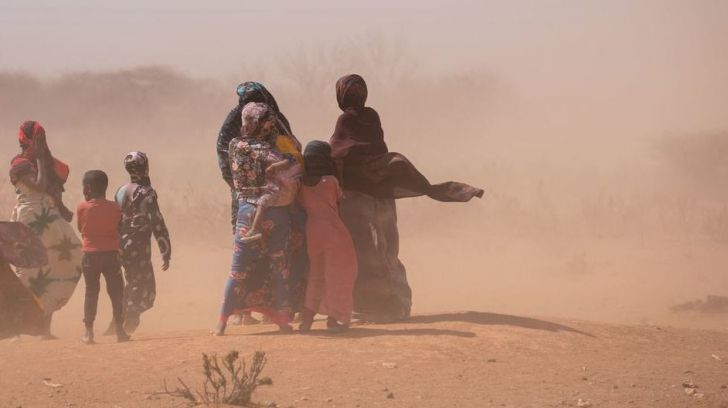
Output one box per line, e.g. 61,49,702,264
83,170,108,195
303,141,335,177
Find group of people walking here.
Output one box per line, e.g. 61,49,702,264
0,74,483,343
4,124,171,342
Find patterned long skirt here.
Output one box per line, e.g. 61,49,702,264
0,222,46,338
219,202,292,324
10,188,82,315
287,203,308,313
230,193,307,314
121,242,156,319
340,191,411,321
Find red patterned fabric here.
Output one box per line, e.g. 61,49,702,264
10,121,69,186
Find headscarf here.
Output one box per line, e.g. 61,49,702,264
241,102,275,139
124,151,151,186
330,76,484,203
237,82,281,114
330,75,386,160
303,141,336,178
240,102,303,164
336,74,368,111
10,121,69,187
18,121,47,161
237,81,292,136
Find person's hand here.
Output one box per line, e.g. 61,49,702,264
161,259,170,271
265,163,280,175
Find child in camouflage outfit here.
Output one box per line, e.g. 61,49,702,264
106,151,171,334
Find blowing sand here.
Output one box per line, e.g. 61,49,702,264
3,2,728,405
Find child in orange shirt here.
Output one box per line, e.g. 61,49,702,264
76,170,129,344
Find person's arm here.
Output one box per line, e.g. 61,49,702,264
143,191,171,271
76,204,84,234
216,107,241,189
265,158,290,175
17,156,47,192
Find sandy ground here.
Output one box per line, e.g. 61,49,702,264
3,239,728,407
2,312,728,408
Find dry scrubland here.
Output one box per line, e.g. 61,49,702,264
2,53,727,334
1,43,728,407
2,315,728,407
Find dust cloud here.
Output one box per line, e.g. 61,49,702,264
2,1,728,336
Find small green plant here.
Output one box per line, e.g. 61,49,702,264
165,350,271,406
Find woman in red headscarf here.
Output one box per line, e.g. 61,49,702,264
330,75,484,322
9,121,82,339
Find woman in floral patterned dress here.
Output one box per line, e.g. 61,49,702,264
216,81,308,325
212,103,297,336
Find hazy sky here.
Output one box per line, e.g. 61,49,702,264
0,0,490,76
2,0,726,79
2,0,727,154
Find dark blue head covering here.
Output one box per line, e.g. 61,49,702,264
237,82,280,114
235,82,291,135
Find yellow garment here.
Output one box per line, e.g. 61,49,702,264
269,133,303,207
275,134,303,165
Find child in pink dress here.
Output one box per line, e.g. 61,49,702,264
298,141,358,333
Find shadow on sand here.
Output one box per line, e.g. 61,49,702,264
241,311,593,338
244,327,477,338
399,311,594,337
